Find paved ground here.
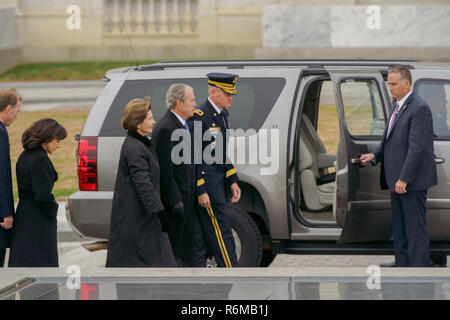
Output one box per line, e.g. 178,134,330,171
0,80,104,111
55,242,399,269
49,201,399,269
2,205,449,301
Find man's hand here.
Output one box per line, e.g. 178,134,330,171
0,215,13,230
230,182,241,203
360,153,375,166
198,193,211,208
395,179,408,194
169,201,184,217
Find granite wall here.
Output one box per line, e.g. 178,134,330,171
263,5,450,48
2,1,450,69
258,4,450,60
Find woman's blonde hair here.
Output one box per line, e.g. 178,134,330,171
121,97,151,131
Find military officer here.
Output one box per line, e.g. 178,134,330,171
187,72,241,268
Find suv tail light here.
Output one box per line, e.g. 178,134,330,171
77,136,98,191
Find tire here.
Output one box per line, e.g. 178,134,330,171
226,204,263,267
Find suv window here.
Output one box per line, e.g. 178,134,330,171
340,78,386,138
99,77,286,136
317,80,339,154
415,79,450,138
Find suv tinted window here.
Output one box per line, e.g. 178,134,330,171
415,79,450,138
340,78,386,138
100,77,286,136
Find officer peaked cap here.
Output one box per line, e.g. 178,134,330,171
207,72,239,95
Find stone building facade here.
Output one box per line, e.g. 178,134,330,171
1,0,450,74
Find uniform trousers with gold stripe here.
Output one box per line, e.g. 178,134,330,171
198,202,238,268
192,170,238,268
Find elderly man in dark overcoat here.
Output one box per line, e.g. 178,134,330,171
0,89,21,267
152,83,202,266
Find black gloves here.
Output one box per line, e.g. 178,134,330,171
169,201,184,217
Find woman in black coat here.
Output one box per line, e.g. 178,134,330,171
8,118,67,267
106,97,177,267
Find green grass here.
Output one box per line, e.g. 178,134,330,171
0,61,159,82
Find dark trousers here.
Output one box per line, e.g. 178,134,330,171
183,215,208,267
191,203,238,268
391,190,430,267
0,248,5,267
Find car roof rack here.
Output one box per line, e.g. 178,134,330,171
135,59,419,71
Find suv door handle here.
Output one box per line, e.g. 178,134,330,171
435,156,445,164
350,157,363,167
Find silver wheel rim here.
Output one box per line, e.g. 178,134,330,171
232,228,241,260
206,228,242,267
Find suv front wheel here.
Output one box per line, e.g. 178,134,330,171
227,204,263,267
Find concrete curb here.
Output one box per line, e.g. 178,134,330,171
2,266,450,299
2,267,450,278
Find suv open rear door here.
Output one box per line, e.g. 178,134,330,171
326,67,393,243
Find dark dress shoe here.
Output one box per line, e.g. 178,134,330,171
380,261,396,267
430,254,447,267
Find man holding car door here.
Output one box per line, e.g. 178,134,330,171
360,65,437,267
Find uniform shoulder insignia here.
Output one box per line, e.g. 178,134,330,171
193,109,204,116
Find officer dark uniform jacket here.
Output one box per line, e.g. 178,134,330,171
152,109,199,265
187,73,240,268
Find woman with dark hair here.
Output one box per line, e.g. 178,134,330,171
8,118,67,267
106,97,177,267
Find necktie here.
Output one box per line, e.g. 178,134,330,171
184,122,190,133
387,102,400,137
221,111,228,129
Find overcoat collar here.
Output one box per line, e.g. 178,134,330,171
166,110,192,148
127,130,152,146
31,145,58,181
167,110,185,129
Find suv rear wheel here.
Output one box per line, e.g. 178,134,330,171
227,204,263,267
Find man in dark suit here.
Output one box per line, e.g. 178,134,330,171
187,73,241,268
360,66,437,267
152,83,201,266
0,88,22,267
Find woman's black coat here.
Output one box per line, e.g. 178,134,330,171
8,146,59,267
106,131,177,267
